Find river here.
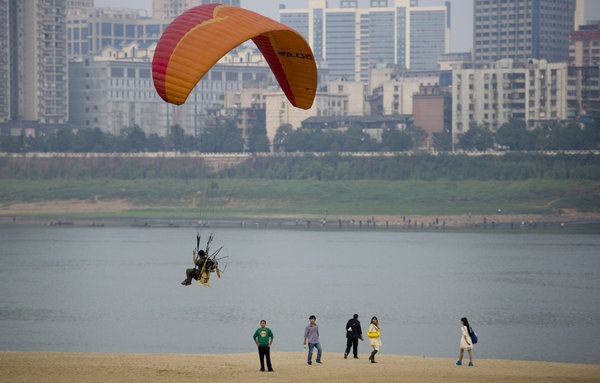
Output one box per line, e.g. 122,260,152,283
0,225,598,364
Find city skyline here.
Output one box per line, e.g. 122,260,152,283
94,0,600,53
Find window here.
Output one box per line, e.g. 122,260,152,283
139,68,151,78
111,67,124,77
101,23,111,36
114,24,124,37
126,25,135,38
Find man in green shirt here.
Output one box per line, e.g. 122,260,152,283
253,320,274,372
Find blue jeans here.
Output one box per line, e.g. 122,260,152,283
308,342,322,363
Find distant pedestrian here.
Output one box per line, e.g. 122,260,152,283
456,317,474,367
304,315,322,365
367,316,381,363
253,320,274,372
344,314,363,359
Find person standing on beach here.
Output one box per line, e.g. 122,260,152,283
253,320,274,372
456,317,474,366
367,316,381,363
344,314,363,359
304,315,322,365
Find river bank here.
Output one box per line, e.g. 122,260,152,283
1,351,599,383
1,198,599,230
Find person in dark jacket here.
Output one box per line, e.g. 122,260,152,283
344,314,363,359
181,249,207,286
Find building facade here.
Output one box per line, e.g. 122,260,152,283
151,0,240,20
570,21,600,67
413,84,452,148
67,5,164,59
368,65,440,116
452,58,568,144
1,0,69,134
0,1,9,124
280,0,449,82
69,44,274,136
473,0,579,65
567,65,600,121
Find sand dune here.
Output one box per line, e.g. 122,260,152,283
1,351,599,383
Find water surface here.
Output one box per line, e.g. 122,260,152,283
0,226,598,363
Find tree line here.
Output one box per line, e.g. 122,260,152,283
452,117,600,151
2,152,598,181
221,152,600,181
273,117,600,152
0,121,270,154
1,115,599,154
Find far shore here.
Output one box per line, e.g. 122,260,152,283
1,199,599,230
1,351,599,383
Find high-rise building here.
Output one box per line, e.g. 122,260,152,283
0,1,9,124
69,44,273,136
473,0,579,65
152,0,240,20
1,0,69,133
452,58,568,144
66,1,243,60
67,5,164,59
280,0,450,82
570,21,600,67
567,66,600,121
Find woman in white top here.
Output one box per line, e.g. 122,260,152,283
456,317,474,366
367,316,381,363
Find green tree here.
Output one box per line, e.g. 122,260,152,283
496,119,535,150
46,128,75,152
121,125,146,152
165,125,186,152
341,125,378,152
432,128,452,151
405,125,428,148
582,115,600,149
24,135,47,152
247,123,271,153
146,133,164,152
382,126,412,151
457,124,494,151
200,121,243,152
0,135,24,153
273,124,293,152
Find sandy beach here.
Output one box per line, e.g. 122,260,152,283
1,351,599,383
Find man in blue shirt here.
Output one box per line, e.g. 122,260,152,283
303,315,322,365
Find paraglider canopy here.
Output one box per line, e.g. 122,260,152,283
152,4,318,109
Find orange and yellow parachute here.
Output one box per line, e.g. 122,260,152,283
152,4,317,109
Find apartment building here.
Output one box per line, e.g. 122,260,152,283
473,0,580,65
567,65,600,121
69,44,274,136
452,58,568,143
280,0,449,82
152,0,240,20
0,0,69,134
570,21,600,67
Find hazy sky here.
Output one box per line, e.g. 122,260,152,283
95,0,600,53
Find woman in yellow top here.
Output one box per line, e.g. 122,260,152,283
367,316,381,363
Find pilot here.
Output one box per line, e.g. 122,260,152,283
181,249,207,286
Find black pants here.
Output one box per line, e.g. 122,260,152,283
184,268,200,284
345,338,358,357
258,345,272,371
